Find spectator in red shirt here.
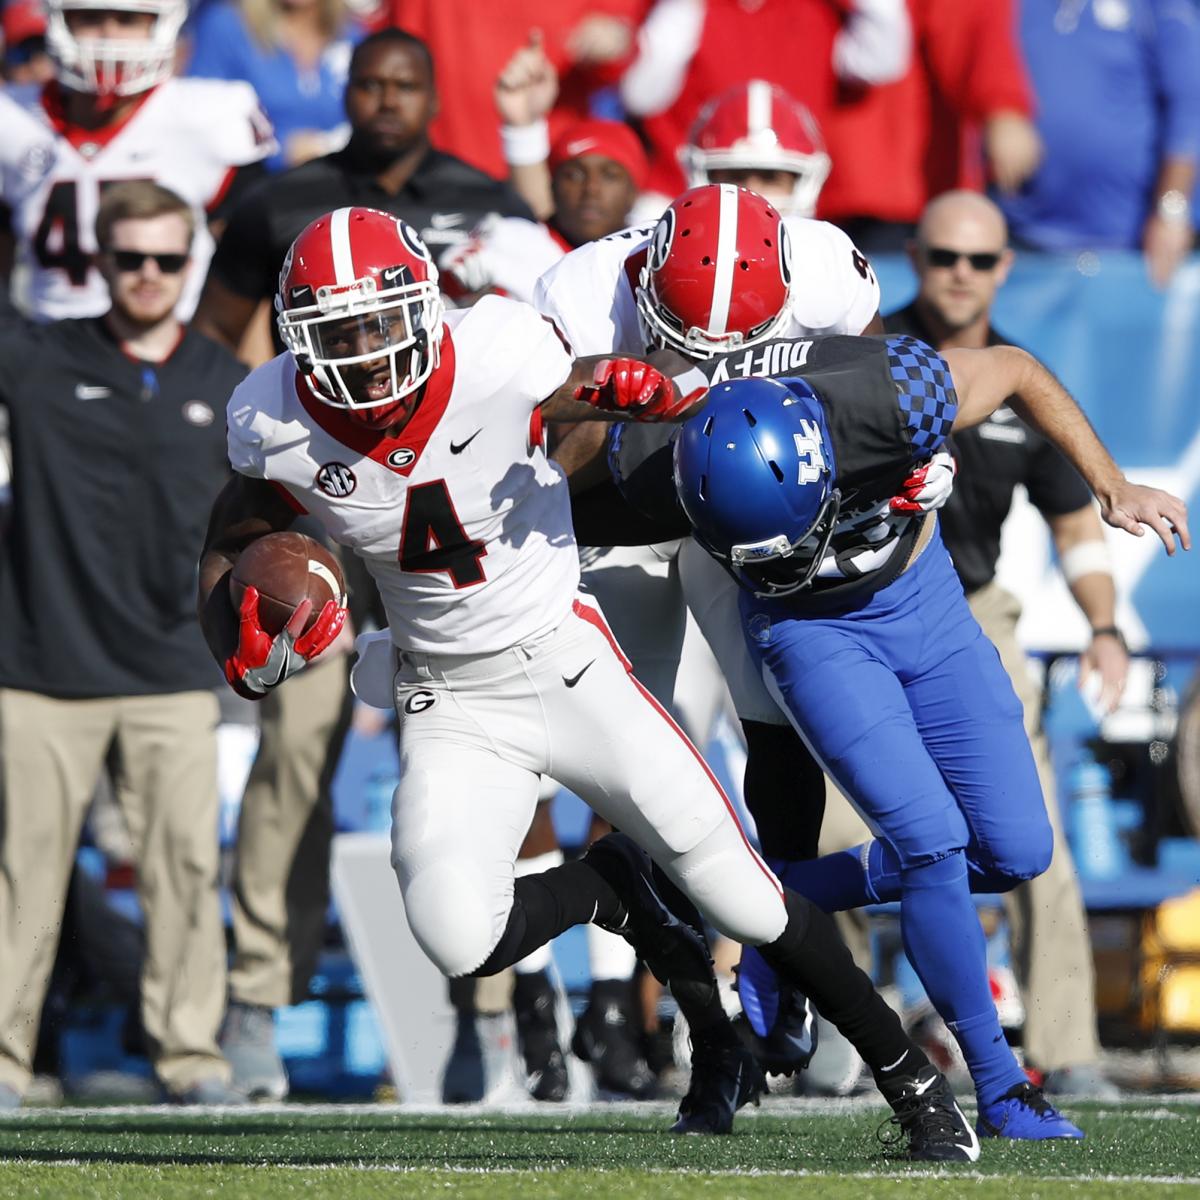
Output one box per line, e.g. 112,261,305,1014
817,0,1041,251
382,1,644,178
619,0,910,201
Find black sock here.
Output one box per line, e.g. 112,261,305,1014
742,720,826,860
468,861,622,977
645,863,729,1038
757,889,929,1079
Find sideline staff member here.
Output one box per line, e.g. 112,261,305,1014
194,26,534,354
0,181,245,1107
884,190,1125,1099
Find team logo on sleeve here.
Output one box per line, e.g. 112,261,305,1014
316,462,357,497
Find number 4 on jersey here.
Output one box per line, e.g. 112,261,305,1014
399,480,487,587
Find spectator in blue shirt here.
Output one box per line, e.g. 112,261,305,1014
187,0,363,171
997,0,1200,286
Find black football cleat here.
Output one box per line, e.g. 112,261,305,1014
570,979,657,1099
512,970,569,1103
671,1031,767,1135
876,1063,981,1162
582,833,713,989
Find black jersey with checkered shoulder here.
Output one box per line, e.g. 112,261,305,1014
607,333,958,607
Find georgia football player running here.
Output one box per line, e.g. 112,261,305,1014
0,0,274,320
196,206,978,1159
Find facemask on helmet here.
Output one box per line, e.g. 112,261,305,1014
46,0,184,97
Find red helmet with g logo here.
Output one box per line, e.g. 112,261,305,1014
276,207,444,429
636,184,792,359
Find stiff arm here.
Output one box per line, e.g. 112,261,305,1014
944,345,1190,555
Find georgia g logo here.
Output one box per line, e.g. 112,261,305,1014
647,207,676,273
401,689,438,715
396,218,433,264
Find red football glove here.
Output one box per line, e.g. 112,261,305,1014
574,358,704,422
890,449,957,514
224,586,347,700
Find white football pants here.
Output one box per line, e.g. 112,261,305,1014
388,594,787,978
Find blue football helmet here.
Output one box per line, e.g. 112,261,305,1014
673,376,840,596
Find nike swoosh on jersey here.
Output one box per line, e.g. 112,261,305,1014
75,384,112,400
563,660,596,688
449,429,481,454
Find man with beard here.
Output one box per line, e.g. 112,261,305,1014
0,181,246,1106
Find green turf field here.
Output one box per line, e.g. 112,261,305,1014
0,1100,1196,1199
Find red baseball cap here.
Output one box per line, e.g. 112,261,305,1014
3,0,47,48
549,120,648,190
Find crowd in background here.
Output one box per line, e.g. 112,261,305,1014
0,0,1197,1108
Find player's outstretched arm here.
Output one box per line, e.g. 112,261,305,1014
197,473,299,671
542,354,707,423
946,345,1190,555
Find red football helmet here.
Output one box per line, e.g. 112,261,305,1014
636,184,792,359
276,207,444,430
682,80,831,218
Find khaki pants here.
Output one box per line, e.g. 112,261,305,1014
968,581,1100,1071
0,688,227,1094
228,654,352,1009
820,581,1101,1070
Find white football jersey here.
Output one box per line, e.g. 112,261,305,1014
227,296,578,656
0,78,275,321
439,215,570,306
534,216,879,355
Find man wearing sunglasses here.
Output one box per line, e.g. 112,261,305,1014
836,188,1122,1100
0,180,248,1107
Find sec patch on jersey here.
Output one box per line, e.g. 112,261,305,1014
230,532,346,636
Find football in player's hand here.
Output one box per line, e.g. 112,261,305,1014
229,532,347,637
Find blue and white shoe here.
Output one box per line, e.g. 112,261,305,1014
977,1082,1084,1140
736,944,782,1037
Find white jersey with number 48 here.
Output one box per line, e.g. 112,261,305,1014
0,77,275,320
226,296,578,656
533,215,879,356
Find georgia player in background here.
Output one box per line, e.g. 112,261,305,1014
0,0,275,320
633,78,832,223
195,206,976,1158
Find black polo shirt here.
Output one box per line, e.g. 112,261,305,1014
884,301,1092,593
0,316,245,698
208,144,535,303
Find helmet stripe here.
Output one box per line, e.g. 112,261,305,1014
329,207,356,285
707,183,739,337
747,79,771,136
